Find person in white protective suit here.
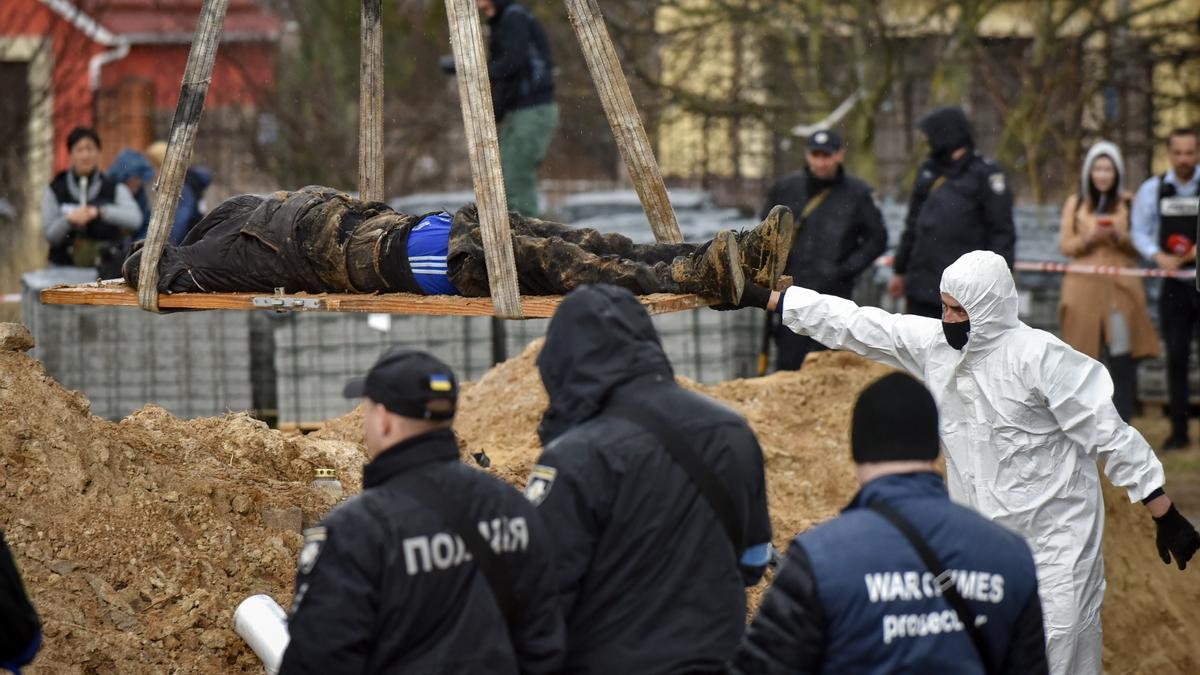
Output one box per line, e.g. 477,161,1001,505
730,249,1200,675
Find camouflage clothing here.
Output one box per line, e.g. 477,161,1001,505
448,204,699,297
124,187,716,298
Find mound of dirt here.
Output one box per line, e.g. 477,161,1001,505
0,324,366,673
3,323,1197,673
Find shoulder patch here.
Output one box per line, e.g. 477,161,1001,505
298,526,327,575
989,173,1006,195
524,465,557,506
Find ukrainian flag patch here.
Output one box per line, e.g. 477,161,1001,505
429,374,453,392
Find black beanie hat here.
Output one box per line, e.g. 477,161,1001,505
851,372,940,463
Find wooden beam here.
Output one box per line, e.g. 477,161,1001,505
40,283,714,318
564,0,683,244
358,0,384,202
136,0,229,312
444,0,524,319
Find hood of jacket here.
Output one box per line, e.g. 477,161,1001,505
917,106,974,161
939,250,1020,351
489,0,515,22
1080,140,1124,206
186,166,213,192
107,149,156,186
536,285,674,444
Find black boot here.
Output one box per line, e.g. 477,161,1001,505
671,230,745,304
736,205,795,287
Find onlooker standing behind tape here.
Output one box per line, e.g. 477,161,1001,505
889,106,1016,318
1058,141,1160,422
41,127,142,278
1131,128,1200,451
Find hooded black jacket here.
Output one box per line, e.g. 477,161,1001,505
279,430,565,674
759,166,888,298
531,285,772,674
1,532,40,669
487,0,555,122
893,107,1016,307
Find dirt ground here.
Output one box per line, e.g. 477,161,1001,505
2,325,1199,673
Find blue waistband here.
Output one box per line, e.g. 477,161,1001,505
405,213,458,296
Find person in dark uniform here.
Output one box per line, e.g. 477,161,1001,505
1,531,41,674
527,285,773,673
730,372,1048,675
1131,128,1200,451
40,127,142,278
760,129,888,369
279,348,565,674
889,106,1016,317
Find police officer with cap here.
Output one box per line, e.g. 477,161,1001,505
890,106,1016,317
760,129,887,369
731,372,1048,674
280,347,565,674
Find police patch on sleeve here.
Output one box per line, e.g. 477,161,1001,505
298,526,327,575
524,465,557,506
989,172,1006,195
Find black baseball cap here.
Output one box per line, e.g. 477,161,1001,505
806,130,843,153
343,347,458,420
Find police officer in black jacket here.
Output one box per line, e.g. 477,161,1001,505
279,348,564,674
527,285,773,674
890,106,1016,317
730,373,1047,675
760,130,888,368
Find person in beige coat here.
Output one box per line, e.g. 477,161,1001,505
1059,140,1160,420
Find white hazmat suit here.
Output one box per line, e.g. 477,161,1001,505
779,250,1165,675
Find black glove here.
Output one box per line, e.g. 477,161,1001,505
438,55,457,75
710,284,773,312
1155,505,1200,570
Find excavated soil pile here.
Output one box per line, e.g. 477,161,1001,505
0,324,367,674
3,326,1197,673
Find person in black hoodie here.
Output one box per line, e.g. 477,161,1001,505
889,106,1016,317
1,531,41,674
478,0,557,216
528,285,773,674
279,348,565,674
760,130,888,369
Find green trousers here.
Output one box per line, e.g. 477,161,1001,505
499,103,559,217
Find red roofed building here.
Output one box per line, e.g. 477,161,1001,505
0,0,281,171
0,0,282,294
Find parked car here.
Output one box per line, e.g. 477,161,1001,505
556,189,757,244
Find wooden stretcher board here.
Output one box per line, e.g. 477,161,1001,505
40,281,714,319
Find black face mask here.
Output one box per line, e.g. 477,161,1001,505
943,320,970,350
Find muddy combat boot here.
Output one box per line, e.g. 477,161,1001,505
736,205,795,287
671,230,745,304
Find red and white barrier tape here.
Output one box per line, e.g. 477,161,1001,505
875,256,1195,280
1,293,20,304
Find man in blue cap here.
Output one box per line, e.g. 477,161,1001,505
760,129,887,369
